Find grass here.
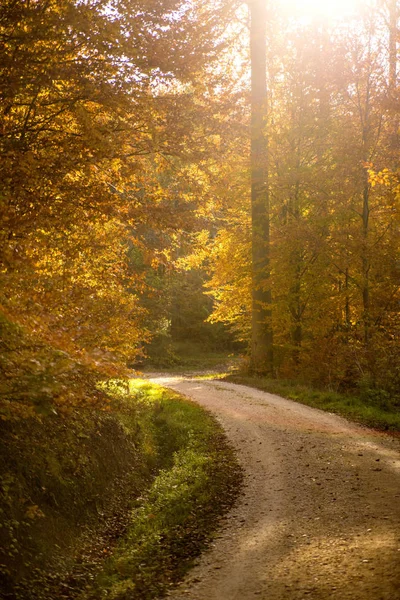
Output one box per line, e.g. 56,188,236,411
1,377,242,600
80,380,243,600
224,374,400,432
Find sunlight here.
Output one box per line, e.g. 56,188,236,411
281,0,363,19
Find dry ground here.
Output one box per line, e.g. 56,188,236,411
149,375,400,600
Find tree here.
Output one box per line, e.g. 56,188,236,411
249,0,273,373
0,0,241,415
205,0,399,397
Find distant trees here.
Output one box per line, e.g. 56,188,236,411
206,1,400,396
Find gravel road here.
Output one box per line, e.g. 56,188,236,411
149,375,400,600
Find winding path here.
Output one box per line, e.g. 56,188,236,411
149,375,400,600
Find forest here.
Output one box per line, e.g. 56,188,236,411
0,0,399,597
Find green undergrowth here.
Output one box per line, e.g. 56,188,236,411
81,380,242,600
142,338,239,372
0,378,242,600
225,374,400,432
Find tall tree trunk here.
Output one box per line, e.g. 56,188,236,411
362,169,370,346
289,177,302,367
249,0,273,373
389,0,397,96
388,0,398,149
360,31,372,348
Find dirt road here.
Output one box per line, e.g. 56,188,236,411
149,375,400,600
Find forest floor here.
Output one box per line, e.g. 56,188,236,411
148,374,400,600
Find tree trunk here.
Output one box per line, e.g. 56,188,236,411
388,0,398,149
389,0,397,96
249,0,273,374
361,57,372,347
362,171,370,345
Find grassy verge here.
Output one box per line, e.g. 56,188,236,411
81,380,242,600
224,374,400,432
0,378,242,600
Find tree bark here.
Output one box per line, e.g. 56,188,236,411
388,0,398,149
389,0,397,96
249,0,273,374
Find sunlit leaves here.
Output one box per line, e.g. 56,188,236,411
205,3,400,392
1,0,241,416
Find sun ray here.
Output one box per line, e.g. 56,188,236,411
280,0,364,19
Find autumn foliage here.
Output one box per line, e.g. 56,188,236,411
0,0,237,417
1,0,399,416
205,2,400,399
